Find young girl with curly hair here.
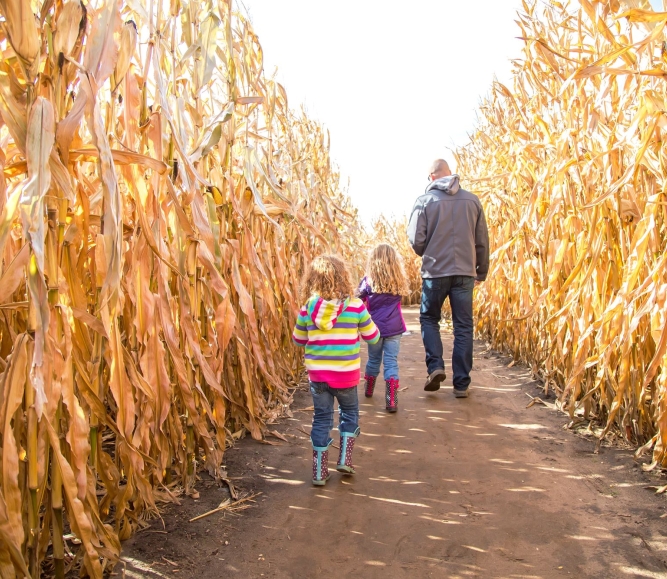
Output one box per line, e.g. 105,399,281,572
292,255,380,486
358,244,408,412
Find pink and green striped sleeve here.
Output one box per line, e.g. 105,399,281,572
292,307,309,346
358,303,380,344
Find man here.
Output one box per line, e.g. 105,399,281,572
407,159,489,397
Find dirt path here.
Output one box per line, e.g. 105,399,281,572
122,308,667,579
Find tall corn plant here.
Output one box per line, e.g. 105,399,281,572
456,0,667,469
0,0,361,576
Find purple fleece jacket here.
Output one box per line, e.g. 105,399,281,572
358,277,406,338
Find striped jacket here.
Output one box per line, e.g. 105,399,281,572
292,295,380,387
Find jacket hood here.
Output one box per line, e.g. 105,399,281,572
426,174,460,195
306,295,349,330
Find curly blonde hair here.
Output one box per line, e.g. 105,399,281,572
300,254,354,304
367,244,409,296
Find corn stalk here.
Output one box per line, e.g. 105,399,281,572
456,0,667,468
0,0,363,575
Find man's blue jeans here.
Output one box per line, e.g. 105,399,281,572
309,382,359,448
420,276,475,391
365,335,402,381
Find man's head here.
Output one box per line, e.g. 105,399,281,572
429,159,451,181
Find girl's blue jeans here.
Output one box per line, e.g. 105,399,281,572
365,335,402,381
309,382,359,448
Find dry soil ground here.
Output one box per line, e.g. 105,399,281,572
121,308,667,579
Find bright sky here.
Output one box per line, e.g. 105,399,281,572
239,0,662,225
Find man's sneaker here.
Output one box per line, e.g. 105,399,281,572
424,369,446,391
453,388,469,398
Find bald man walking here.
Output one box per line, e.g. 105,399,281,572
407,160,489,397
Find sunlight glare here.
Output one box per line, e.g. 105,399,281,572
419,515,462,525
370,496,430,508
462,545,488,553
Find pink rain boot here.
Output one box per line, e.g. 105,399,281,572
385,378,399,412
364,374,377,398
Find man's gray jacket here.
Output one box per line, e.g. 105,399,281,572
407,175,489,281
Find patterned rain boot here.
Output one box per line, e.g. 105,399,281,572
364,374,377,398
385,378,399,412
312,442,332,486
336,428,360,474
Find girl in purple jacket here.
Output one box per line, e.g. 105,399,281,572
358,244,409,412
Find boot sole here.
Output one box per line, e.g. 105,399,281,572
424,370,446,391
386,407,397,413
336,465,355,474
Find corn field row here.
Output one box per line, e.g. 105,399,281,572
5,0,667,575
456,0,667,469
0,0,365,575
